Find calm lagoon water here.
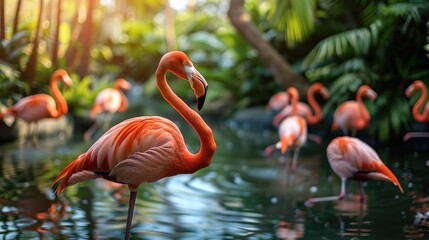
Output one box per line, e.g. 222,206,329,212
0,106,428,239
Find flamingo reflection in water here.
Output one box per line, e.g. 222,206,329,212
52,51,216,240
305,136,403,206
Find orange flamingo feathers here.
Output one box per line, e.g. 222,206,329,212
272,83,329,127
331,85,377,136
84,78,131,141
52,51,216,240
0,69,72,143
305,137,403,206
403,80,429,141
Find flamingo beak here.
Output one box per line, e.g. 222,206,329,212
197,86,207,111
405,85,414,98
185,65,208,111
63,75,73,88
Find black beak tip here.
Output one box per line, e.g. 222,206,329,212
197,86,208,111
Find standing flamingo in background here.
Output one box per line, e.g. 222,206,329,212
403,80,429,141
84,79,131,141
305,136,403,206
265,87,307,171
266,91,289,112
52,51,216,240
332,85,377,136
0,69,72,143
272,83,330,127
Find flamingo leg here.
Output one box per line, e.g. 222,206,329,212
358,182,365,203
304,178,347,206
125,190,137,240
291,148,300,172
403,132,429,141
32,123,39,147
103,113,114,131
83,120,100,141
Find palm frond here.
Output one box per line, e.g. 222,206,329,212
303,25,378,69
268,0,317,48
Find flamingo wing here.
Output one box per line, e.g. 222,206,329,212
53,116,183,194
12,94,57,122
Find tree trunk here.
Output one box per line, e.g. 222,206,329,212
64,0,83,72
23,0,44,88
0,0,5,60
51,0,62,67
227,0,308,93
12,0,23,35
76,0,97,78
164,1,176,51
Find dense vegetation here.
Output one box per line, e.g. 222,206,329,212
0,0,428,142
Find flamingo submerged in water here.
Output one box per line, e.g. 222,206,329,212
332,85,377,136
84,78,131,141
272,83,330,127
265,87,307,171
305,136,403,206
52,51,216,240
0,69,72,143
403,80,429,141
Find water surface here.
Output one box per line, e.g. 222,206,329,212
0,110,428,239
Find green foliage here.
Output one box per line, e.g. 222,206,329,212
0,61,29,104
63,75,111,117
302,0,429,142
268,0,317,47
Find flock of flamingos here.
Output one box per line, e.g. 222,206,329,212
0,51,427,238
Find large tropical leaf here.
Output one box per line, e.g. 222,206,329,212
302,22,381,69
268,0,317,48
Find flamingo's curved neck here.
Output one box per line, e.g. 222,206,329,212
306,88,322,124
412,84,428,122
50,76,68,117
291,93,298,116
118,90,128,112
156,67,215,173
356,89,370,123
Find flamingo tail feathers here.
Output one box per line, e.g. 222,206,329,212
52,153,98,196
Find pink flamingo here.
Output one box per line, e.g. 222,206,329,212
272,83,330,127
266,91,289,112
265,87,307,171
0,69,72,142
332,85,377,136
52,51,216,240
403,80,429,141
305,136,403,206
84,79,131,141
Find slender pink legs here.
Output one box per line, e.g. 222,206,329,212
125,190,137,240
305,177,347,206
